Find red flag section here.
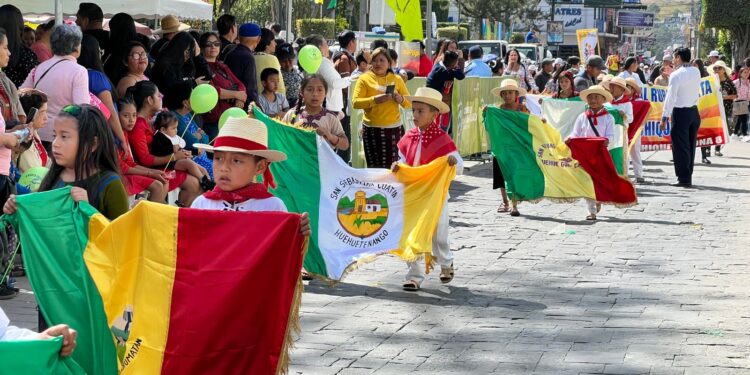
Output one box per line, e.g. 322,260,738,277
567,138,638,205
628,100,652,142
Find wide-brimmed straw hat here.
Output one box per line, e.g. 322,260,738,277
709,60,730,72
194,117,287,162
154,15,190,35
602,76,628,92
405,87,450,114
491,79,527,98
580,85,614,103
598,73,613,84
624,77,641,95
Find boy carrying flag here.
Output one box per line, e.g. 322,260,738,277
566,85,616,221
392,87,462,291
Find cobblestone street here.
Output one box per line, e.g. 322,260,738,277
3,144,750,375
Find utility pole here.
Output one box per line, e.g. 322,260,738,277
360,0,367,31
426,0,433,56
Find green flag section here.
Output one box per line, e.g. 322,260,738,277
484,107,636,206
0,336,86,375
538,97,627,175
258,108,456,281
386,0,424,42
2,188,118,375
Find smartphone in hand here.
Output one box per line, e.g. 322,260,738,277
26,107,38,123
385,84,395,95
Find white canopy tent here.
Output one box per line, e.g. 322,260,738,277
9,0,212,21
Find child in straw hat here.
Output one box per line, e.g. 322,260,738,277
624,77,646,182
191,117,310,234
567,85,616,221
392,87,461,291
491,79,528,217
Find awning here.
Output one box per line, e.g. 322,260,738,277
9,0,212,21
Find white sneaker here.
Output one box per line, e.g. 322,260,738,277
731,134,739,141
743,136,750,143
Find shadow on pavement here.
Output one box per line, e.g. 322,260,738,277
304,281,548,312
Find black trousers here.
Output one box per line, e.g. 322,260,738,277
670,106,701,184
734,114,749,136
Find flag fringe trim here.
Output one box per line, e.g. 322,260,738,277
276,237,309,375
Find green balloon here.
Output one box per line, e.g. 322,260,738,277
190,84,219,114
19,167,49,192
219,107,248,129
299,45,322,73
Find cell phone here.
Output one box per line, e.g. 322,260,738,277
26,107,38,123
385,84,395,95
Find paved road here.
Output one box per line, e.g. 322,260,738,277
3,143,750,375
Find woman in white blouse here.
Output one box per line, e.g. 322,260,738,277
618,57,643,87
503,48,538,93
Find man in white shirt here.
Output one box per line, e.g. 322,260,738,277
660,47,702,187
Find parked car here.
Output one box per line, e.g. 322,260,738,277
458,40,509,60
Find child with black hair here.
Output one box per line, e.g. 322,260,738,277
351,51,369,80
426,50,466,132
282,74,349,151
115,97,169,203
257,68,289,118
4,104,128,220
163,85,215,178
151,111,214,190
125,81,203,207
16,89,51,172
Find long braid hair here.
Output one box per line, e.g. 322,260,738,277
290,74,328,125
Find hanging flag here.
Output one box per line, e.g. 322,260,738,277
6,187,307,375
386,0,424,42
576,28,599,63
327,0,337,9
484,107,636,205
628,99,652,149
0,336,86,374
256,108,455,281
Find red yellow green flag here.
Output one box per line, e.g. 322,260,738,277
7,187,307,374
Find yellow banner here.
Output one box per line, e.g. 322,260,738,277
576,28,599,63
386,0,424,42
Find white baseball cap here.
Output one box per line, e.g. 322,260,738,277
708,50,720,57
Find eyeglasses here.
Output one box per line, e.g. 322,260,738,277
204,42,221,48
129,52,148,60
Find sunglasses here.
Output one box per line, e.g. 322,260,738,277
204,42,221,48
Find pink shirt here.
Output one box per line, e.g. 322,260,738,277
30,42,53,63
21,55,90,142
733,78,750,102
0,113,10,175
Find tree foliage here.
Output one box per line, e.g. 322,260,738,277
456,0,545,24
702,0,750,62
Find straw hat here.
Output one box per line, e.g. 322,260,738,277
598,73,613,84
491,79,527,98
709,60,730,72
580,85,613,103
405,87,450,114
194,118,287,162
154,15,190,35
602,76,628,92
624,77,641,95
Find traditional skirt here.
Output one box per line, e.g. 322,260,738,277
362,125,404,168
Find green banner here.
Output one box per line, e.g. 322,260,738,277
584,0,622,8
0,336,86,375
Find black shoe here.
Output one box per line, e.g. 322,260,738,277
0,284,19,300
670,182,693,188
200,176,215,191
702,158,711,164
715,151,723,157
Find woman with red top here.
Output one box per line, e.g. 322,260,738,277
199,31,247,141
125,81,202,206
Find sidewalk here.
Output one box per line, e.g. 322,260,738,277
3,142,750,375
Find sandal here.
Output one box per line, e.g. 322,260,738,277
586,214,597,221
510,209,521,217
402,280,421,291
439,264,454,284
497,203,511,213
301,271,313,281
